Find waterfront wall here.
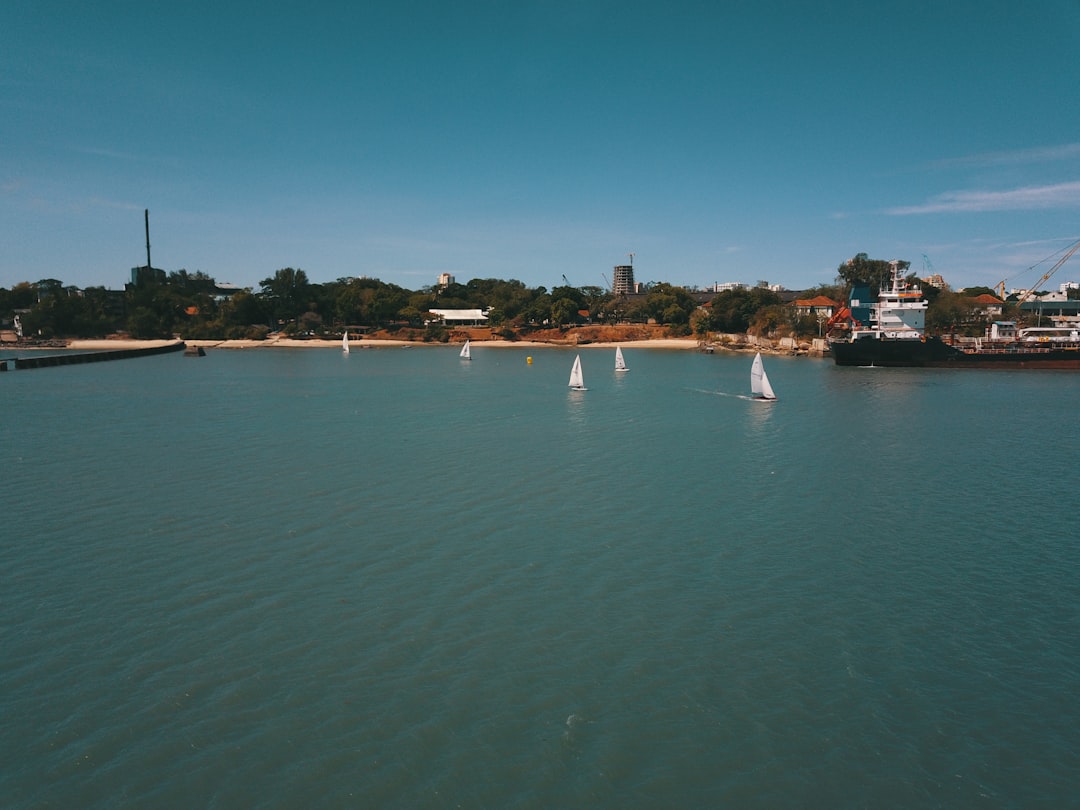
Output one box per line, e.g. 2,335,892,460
5,340,185,370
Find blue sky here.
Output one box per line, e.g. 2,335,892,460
3,0,1080,294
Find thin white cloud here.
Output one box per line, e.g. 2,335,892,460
71,146,174,164
930,143,1080,169
887,181,1080,215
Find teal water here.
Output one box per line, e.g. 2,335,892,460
3,346,1078,807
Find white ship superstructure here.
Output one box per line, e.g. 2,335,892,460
849,260,927,342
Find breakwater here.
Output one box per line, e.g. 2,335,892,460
1,340,185,370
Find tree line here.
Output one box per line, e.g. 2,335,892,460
1,268,806,341
0,254,1043,341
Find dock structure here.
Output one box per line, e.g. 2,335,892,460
1,340,186,371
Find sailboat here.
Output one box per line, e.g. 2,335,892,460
342,331,350,354
750,352,777,401
459,340,471,360
614,346,628,372
568,354,587,390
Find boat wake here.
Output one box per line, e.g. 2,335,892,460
688,387,756,401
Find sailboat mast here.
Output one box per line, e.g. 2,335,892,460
145,209,151,271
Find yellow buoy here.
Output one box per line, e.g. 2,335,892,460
527,356,533,365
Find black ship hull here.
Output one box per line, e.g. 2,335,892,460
829,335,1080,368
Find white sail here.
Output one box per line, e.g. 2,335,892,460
568,354,587,390
342,331,350,354
750,352,776,400
460,340,471,360
614,346,628,372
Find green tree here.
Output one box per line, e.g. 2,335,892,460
298,311,323,334
797,282,845,303
551,297,580,326
71,286,119,336
466,278,534,320
549,285,584,310
122,267,181,337
259,268,311,327
519,288,551,326
707,286,782,333
640,282,696,325
927,291,993,336
837,254,908,291
749,303,792,336
218,290,267,331
369,284,409,325
433,282,471,309
127,306,170,338
1,282,38,313
690,307,711,337
579,285,611,321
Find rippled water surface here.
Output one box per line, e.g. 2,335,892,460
3,346,1079,807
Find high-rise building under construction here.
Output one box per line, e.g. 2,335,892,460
612,264,635,295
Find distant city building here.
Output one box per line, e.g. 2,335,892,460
707,281,786,293
1035,290,1069,302
612,265,635,295
1010,288,1070,301
130,265,166,286
1059,281,1079,293
437,273,455,288
214,282,245,302
922,274,946,289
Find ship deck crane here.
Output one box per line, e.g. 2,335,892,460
1014,237,1080,308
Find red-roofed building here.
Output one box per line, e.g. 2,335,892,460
791,296,841,318
971,293,1004,317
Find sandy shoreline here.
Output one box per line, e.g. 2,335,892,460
60,337,703,351
5,336,823,356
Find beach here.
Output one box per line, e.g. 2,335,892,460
67,336,703,351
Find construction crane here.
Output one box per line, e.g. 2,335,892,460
601,273,611,292
1014,237,1080,308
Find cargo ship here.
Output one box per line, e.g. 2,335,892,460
827,261,1080,368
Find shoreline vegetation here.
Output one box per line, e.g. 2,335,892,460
3,269,842,354
7,254,1039,357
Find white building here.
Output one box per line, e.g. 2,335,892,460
427,308,488,326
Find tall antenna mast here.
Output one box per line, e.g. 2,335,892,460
628,252,634,266
145,209,152,270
